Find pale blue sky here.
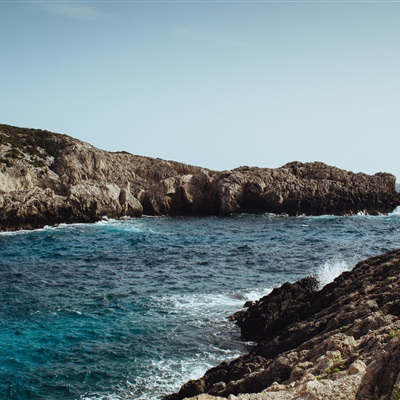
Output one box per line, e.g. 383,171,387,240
1,1,399,178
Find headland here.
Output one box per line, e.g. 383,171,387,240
0,123,399,231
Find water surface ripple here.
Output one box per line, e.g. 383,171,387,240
1,210,400,399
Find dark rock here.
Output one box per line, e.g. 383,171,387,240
232,276,318,342
163,249,400,399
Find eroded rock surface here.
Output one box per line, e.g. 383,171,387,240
164,249,400,400
1,123,399,230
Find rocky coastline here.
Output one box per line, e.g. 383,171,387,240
1,123,399,231
1,124,399,399
164,249,400,400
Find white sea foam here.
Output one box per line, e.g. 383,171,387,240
315,259,352,288
241,288,273,302
152,292,245,318
77,288,284,400
0,221,88,235
152,288,276,319
389,206,400,216
80,351,242,400
80,339,244,400
0,225,63,235
0,218,148,235
80,290,244,400
0,229,32,236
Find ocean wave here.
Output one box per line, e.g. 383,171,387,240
0,228,35,236
314,259,352,288
0,222,89,236
80,351,242,400
389,206,400,216
240,288,273,302
2,212,399,400
0,219,149,236
151,292,245,318
96,220,146,234
150,288,276,319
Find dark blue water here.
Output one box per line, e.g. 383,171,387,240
1,209,400,399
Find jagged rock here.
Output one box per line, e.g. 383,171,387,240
164,249,400,400
356,335,400,400
143,171,219,215
230,276,319,342
0,123,399,231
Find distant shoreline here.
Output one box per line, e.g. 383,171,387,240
1,123,400,232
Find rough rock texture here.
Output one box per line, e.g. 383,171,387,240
1,123,399,231
0,124,211,230
165,249,400,400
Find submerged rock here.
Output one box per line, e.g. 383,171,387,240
0,123,399,230
164,249,400,400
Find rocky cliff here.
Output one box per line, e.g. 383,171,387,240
164,249,400,400
0,123,399,231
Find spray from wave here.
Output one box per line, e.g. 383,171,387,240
389,206,400,216
80,292,247,400
314,259,352,289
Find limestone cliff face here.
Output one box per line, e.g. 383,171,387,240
0,123,399,230
164,249,400,400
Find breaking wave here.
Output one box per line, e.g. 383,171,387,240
315,259,352,288
1,212,399,399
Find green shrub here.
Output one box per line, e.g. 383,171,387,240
389,330,398,340
324,364,345,376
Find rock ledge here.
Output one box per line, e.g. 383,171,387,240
164,249,400,400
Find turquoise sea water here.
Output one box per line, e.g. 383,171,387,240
1,208,400,399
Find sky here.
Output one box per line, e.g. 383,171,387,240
1,0,399,179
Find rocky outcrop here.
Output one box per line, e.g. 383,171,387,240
0,123,399,230
164,249,400,400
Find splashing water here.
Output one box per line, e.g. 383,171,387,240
315,259,352,288
1,211,399,399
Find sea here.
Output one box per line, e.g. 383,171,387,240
1,200,400,399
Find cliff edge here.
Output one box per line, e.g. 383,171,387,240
0,123,399,231
164,249,400,400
